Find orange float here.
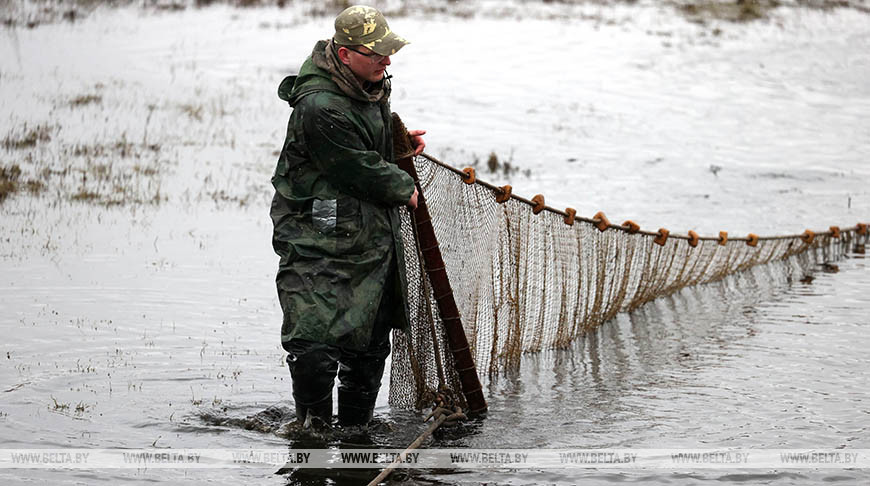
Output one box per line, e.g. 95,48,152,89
747,233,759,247
593,211,610,232
622,220,640,234
654,228,670,246
531,194,545,214
687,230,699,248
495,185,512,203
564,208,576,226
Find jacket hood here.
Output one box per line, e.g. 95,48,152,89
278,42,342,107
278,40,389,107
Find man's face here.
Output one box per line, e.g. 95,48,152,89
338,45,391,84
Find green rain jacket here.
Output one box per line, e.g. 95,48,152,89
270,41,416,352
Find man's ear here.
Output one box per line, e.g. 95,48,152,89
336,46,351,66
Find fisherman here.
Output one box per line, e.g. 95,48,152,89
270,5,425,427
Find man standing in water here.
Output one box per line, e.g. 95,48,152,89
270,5,425,427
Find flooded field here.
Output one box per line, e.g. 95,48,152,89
1,1,869,484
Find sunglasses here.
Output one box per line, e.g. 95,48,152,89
343,46,388,63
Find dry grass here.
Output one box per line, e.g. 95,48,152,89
0,164,47,203
206,189,251,207
196,0,286,6
0,165,22,203
2,118,165,207
70,190,101,202
69,94,102,107
24,179,46,194
61,153,166,206
2,123,52,150
2,0,868,28
179,103,204,122
676,0,776,22
133,164,159,176
476,150,524,177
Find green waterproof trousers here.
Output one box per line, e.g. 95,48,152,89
283,252,397,427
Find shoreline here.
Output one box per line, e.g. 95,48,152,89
2,0,869,30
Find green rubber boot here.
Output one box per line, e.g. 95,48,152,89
296,396,333,429
337,390,377,427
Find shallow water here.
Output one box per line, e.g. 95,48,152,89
1,3,869,485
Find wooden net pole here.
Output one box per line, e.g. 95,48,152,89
391,113,488,415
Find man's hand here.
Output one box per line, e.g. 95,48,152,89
407,186,419,210
408,129,426,156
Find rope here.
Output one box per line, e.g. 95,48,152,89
438,155,866,242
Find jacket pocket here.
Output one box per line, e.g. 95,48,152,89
311,198,337,234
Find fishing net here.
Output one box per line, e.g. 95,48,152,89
388,153,868,411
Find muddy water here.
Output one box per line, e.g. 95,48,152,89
1,4,869,485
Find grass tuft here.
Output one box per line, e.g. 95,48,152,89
2,124,52,150
0,165,22,203
71,190,100,202
25,179,46,194
180,104,204,122
677,0,780,23
0,164,47,203
483,150,520,177
69,94,102,107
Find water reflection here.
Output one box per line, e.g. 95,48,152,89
408,252,870,484
186,252,870,484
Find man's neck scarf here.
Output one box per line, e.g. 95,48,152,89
312,39,389,104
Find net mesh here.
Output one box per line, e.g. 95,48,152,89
389,153,867,410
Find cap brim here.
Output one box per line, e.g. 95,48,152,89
364,30,409,57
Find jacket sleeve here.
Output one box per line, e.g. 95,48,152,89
302,103,415,207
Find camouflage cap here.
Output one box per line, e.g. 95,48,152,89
333,5,409,57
